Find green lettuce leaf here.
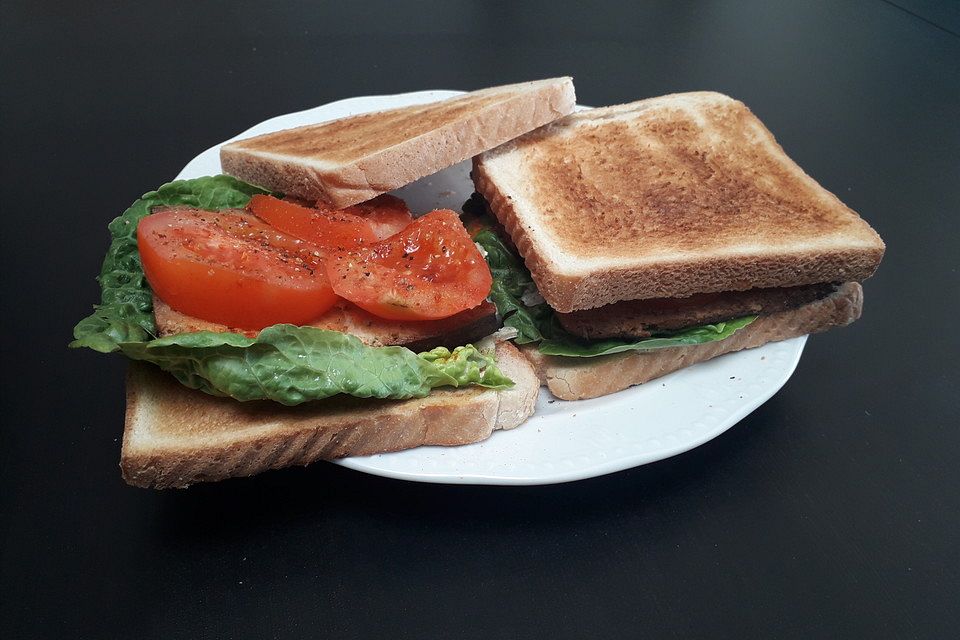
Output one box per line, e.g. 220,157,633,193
118,326,510,405
419,344,515,389
472,222,757,358
71,175,271,352
473,229,551,344
537,315,757,357
70,177,514,404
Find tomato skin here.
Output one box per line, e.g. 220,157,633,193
248,193,414,249
327,209,493,321
248,195,379,249
138,207,338,330
343,195,413,239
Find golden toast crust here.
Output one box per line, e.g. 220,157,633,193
474,92,884,312
221,78,575,208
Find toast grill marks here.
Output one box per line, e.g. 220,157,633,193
473,92,885,312
221,77,576,208
225,95,502,164
152,297,499,351
556,283,838,339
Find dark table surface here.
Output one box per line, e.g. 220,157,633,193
3,1,959,638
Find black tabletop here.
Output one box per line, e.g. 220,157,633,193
3,2,959,638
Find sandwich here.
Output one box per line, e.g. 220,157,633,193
71,78,575,488
471,92,885,400
72,82,884,489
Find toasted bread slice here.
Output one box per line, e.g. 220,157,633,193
522,282,862,400
121,341,539,488
221,78,575,208
474,92,885,312
152,297,499,351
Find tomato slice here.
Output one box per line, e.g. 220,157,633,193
138,207,338,330
327,209,492,321
248,195,379,249
338,194,413,240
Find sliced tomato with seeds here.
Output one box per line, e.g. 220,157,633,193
248,195,379,249
327,209,492,321
137,207,338,330
342,194,413,239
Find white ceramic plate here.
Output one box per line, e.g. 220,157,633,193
176,90,807,486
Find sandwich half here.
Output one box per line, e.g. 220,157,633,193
74,79,578,487
473,91,885,400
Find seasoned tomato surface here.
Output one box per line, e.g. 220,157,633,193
247,194,413,248
137,207,338,330
327,209,492,321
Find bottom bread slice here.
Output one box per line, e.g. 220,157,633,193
121,341,538,489
521,282,863,401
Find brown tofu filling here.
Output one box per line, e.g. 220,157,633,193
556,283,839,340
153,296,499,352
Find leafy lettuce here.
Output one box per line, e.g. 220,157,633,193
536,316,757,357
71,176,513,404
473,228,551,344
472,228,757,358
71,175,270,353
119,328,511,405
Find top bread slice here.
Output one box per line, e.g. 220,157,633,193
121,341,539,489
221,78,576,208
473,92,885,312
